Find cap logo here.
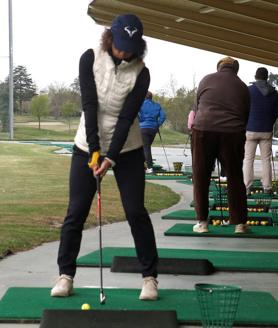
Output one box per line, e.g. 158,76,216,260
124,26,138,38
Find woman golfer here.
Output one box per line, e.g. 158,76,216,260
51,14,158,301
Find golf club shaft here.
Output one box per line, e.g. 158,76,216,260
217,160,224,220
157,128,171,171
96,175,105,304
183,134,191,158
272,150,276,181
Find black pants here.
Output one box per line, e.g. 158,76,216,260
57,146,158,278
191,129,247,224
141,128,157,168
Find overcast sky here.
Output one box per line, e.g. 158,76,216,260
0,0,277,94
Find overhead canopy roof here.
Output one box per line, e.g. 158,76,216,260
87,0,278,67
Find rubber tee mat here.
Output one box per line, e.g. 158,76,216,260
77,246,278,272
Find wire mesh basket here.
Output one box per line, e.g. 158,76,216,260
173,161,183,172
272,180,278,194
195,283,241,328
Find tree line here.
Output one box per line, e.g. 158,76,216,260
0,66,81,132
0,65,277,135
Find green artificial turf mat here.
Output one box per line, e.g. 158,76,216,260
164,224,278,238
77,247,278,272
1,287,278,326
162,209,273,220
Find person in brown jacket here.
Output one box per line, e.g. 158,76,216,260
191,56,250,234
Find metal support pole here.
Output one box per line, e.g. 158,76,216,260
8,0,14,140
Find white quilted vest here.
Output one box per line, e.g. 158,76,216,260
74,47,144,156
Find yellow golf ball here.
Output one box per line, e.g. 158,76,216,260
81,303,91,310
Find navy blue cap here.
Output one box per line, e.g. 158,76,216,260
111,14,144,54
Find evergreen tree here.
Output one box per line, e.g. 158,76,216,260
10,65,37,114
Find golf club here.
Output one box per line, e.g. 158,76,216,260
96,174,106,305
183,133,191,158
216,160,225,222
271,150,276,181
157,128,171,171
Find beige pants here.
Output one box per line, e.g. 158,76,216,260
243,131,273,190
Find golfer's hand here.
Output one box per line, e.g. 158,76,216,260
95,159,111,178
88,151,100,174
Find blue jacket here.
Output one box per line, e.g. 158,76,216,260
246,81,278,132
138,99,166,129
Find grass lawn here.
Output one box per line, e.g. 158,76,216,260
0,143,180,258
1,125,188,144
12,126,76,140
153,128,189,146
1,115,189,145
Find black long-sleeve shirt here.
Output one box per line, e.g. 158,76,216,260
79,49,150,162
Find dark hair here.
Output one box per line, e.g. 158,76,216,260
255,67,268,80
100,28,147,60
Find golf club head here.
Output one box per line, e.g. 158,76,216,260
100,292,106,305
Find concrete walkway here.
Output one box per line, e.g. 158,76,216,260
1,178,278,328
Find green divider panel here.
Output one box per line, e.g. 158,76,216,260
77,247,278,272
164,224,278,238
0,287,278,326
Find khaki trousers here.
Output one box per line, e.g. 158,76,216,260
243,131,273,190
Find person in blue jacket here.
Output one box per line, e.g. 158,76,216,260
139,91,166,173
243,67,278,194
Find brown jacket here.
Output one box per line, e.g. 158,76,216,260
193,65,250,133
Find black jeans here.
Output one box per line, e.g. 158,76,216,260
141,128,157,168
57,146,158,278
